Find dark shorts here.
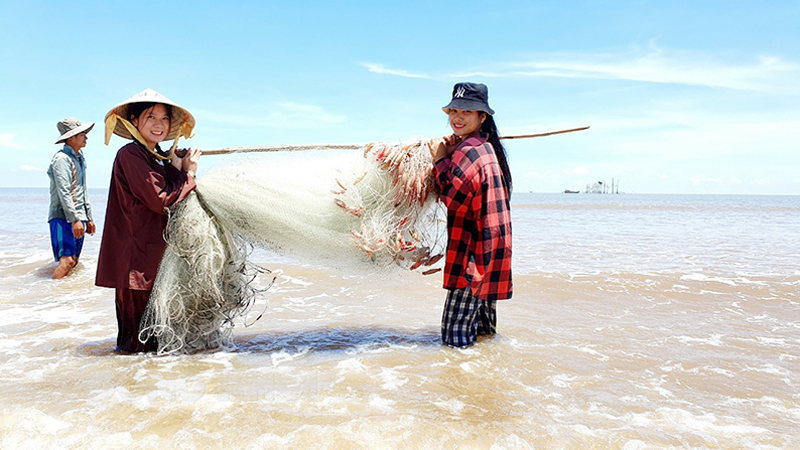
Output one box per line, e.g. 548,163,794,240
49,218,84,262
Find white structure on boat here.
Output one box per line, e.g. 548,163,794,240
585,179,620,194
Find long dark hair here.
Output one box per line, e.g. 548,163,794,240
481,114,513,195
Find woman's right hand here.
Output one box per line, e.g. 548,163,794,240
430,134,461,161
183,147,201,177
428,137,445,159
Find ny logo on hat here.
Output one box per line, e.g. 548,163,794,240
454,86,466,98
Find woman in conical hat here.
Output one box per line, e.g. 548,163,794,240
95,88,201,353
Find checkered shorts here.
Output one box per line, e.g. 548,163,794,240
441,286,497,347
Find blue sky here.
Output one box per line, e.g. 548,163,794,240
1,0,798,194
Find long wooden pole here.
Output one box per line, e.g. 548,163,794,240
498,126,590,140
199,126,590,156
201,143,362,156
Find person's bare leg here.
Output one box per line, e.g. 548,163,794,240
52,256,76,279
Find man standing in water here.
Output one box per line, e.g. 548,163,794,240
47,118,96,279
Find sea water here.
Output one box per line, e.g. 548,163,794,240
1,188,798,449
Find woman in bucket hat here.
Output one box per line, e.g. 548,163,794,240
429,82,513,347
48,118,96,279
95,89,201,353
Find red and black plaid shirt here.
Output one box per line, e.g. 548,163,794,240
433,132,513,301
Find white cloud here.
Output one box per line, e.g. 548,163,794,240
361,63,431,79
362,45,799,102
0,133,23,149
19,165,44,172
456,46,800,93
369,46,799,98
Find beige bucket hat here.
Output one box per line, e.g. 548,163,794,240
55,118,94,144
104,88,195,148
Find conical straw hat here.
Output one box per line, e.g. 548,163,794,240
104,88,195,144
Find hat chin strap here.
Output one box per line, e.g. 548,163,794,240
105,113,183,161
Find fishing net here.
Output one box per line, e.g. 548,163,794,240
140,137,447,354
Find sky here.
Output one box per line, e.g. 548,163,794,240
1,0,798,194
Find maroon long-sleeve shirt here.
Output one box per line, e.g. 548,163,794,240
96,142,196,290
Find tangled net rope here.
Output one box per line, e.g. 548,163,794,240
140,136,446,354
140,192,270,354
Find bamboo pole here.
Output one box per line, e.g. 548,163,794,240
201,143,362,156
498,126,590,140
199,126,590,156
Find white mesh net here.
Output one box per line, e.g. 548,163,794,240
140,137,447,354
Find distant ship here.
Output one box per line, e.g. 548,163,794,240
563,189,580,194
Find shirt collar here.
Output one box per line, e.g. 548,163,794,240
62,144,85,164
133,139,166,154
464,130,488,141
62,144,82,158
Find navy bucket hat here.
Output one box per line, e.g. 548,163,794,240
442,82,495,115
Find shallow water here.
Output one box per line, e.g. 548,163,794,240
1,189,799,449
